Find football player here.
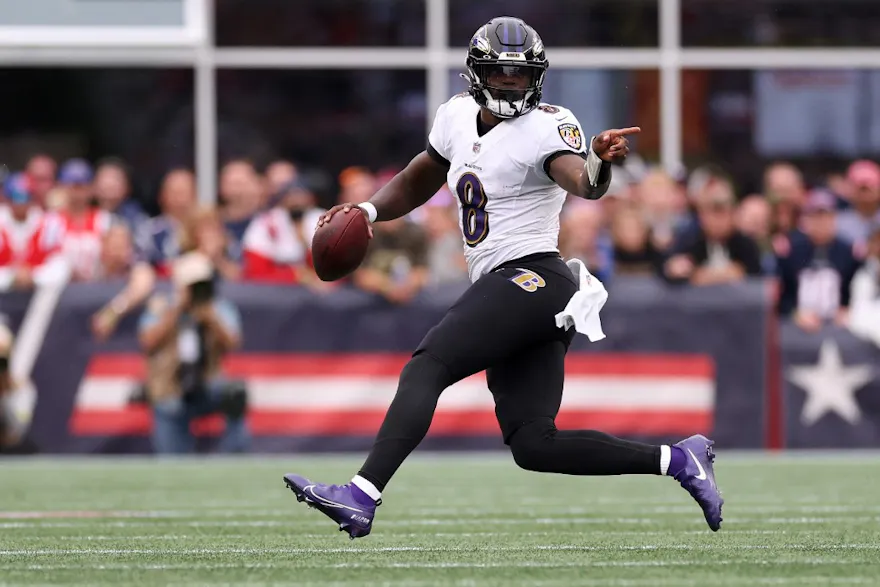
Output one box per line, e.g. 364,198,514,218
284,16,723,538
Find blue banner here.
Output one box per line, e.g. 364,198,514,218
3,277,779,453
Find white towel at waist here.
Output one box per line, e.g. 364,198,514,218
554,258,608,342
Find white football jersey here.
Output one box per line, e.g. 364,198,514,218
428,94,589,282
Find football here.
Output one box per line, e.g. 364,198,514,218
311,208,371,281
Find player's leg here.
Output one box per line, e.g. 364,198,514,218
490,341,723,530
355,259,580,492
491,340,661,475
284,257,575,537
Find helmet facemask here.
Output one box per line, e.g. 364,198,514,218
466,61,545,118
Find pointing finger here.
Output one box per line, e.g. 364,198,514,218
609,127,641,137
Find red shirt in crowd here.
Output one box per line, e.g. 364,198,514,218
242,207,325,283
59,208,113,281
0,205,69,289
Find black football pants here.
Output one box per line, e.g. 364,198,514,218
358,253,660,491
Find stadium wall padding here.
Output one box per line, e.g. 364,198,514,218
3,277,878,453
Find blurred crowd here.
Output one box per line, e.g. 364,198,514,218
2,151,880,340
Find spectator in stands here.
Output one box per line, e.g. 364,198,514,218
592,168,634,225
559,202,612,283
337,167,376,205
826,171,851,208
93,157,148,231
219,159,264,248
776,189,860,332
136,168,197,277
637,168,688,253
138,251,247,454
91,257,155,340
764,162,806,237
610,204,662,276
24,154,57,208
91,169,196,340
96,223,135,280
663,179,762,286
354,215,429,304
736,194,775,273
837,160,880,249
57,159,112,282
420,188,468,285
848,225,880,347
241,177,326,286
264,159,298,200
683,164,729,234
0,173,68,291
185,206,241,282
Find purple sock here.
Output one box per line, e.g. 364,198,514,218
668,446,687,477
350,482,375,506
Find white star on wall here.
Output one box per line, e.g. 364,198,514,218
787,339,875,426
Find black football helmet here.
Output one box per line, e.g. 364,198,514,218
464,16,548,118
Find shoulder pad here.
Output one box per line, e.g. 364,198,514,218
533,104,578,125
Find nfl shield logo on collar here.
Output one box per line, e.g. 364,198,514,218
473,142,481,154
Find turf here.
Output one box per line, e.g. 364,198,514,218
2,453,880,586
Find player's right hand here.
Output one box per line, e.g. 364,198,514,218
317,203,374,238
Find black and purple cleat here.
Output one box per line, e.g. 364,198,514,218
283,474,379,539
672,434,724,531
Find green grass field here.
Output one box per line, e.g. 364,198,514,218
2,453,880,586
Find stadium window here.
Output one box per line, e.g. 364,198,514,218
682,0,880,47
678,69,880,194
214,0,427,47
216,69,427,206
447,0,659,47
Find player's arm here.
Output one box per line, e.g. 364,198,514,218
316,152,447,234
549,128,640,200
367,151,449,221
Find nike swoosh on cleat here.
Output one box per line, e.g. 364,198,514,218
303,485,366,514
686,448,708,481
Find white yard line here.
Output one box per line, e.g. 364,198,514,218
4,514,880,530
3,574,875,586
327,560,864,569
6,529,805,540
3,503,880,520
2,544,878,557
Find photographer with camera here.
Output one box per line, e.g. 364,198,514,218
138,251,248,454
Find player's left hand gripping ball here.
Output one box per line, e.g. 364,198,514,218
591,127,641,163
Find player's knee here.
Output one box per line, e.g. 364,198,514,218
508,419,557,472
397,352,454,398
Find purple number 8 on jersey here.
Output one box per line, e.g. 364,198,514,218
455,172,489,247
